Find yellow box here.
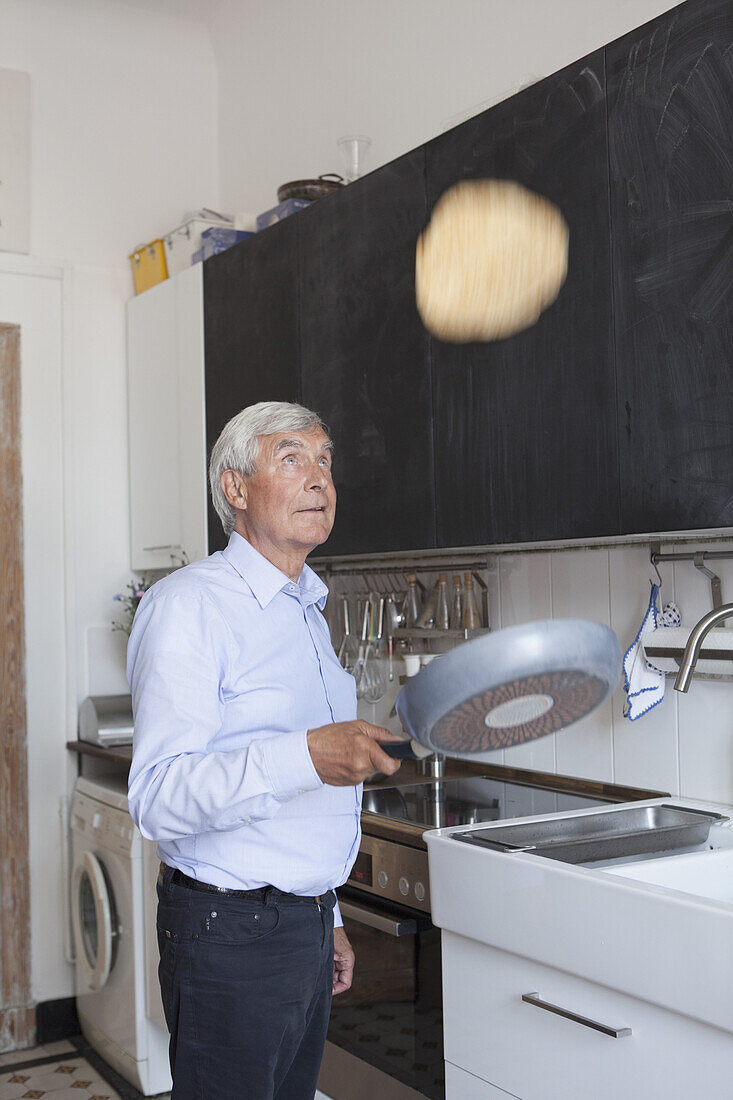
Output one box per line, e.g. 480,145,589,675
128,239,168,294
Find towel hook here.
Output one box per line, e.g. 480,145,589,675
649,543,663,589
693,553,723,610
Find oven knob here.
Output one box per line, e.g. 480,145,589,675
377,870,389,889
398,876,410,896
414,881,426,902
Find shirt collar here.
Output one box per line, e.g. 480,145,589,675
222,531,329,610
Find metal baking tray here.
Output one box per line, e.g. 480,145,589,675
454,804,729,864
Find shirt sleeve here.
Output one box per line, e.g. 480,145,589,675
127,589,323,842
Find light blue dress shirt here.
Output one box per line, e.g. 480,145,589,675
127,531,359,924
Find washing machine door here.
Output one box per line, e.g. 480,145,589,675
72,850,119,991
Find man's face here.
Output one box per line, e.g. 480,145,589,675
238,428,336,556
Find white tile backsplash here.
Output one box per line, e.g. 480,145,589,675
497,551,552,627
678,680,733,804
551,549,614,781
500,552,557,772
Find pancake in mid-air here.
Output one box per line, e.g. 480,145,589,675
415,179,569,343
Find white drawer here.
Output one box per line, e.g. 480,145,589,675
442,933,733,1100
446,1061,519,1098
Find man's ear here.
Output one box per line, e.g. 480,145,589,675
221,469,247,510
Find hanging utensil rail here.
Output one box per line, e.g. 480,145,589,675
650,543,733,610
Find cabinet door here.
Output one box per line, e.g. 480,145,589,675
203,219,300,551
127,266,206,571
299,149,435,557
607,0,733,534
428,52,619,547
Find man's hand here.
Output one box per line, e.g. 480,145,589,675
333,926,355,995
307,720,402,785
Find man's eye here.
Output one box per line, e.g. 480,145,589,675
284,455,298,465
318,457,331,468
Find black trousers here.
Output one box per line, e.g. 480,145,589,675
156,866,335,1100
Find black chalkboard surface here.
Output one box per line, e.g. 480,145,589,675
608,0,733,534
299,148,436,557
203,217,300,552
426,49,618,547
198,0,732,557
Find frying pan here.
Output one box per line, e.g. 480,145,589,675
384,619,620,761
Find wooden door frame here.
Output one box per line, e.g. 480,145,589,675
0,323,34,1051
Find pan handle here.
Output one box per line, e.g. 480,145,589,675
381,740,418,760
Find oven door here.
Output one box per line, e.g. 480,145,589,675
319,887,444,1100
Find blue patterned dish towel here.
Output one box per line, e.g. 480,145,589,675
622,583,669,720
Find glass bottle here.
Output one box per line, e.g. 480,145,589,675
435,574,450,631
403,574,421,629
462,572,482,629
450,575,463,630
416,578,438,629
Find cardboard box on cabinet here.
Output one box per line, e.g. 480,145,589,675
256,198,311,231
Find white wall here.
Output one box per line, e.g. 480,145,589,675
1,0,219,266
0,0,219,1007
210,0,682,216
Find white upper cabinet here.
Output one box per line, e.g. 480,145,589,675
126,263,207,571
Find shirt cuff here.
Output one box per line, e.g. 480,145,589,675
333,897,343,928
261,729,323,800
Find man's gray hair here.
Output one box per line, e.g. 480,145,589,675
209,401,329,537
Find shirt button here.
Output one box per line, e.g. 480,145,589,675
289,584,297,592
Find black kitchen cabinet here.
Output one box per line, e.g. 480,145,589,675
203,217,300,551
427,50,620,547
607,0,733,534
197,0,731,558
299,149,436,557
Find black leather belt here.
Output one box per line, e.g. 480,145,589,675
166,866,328,905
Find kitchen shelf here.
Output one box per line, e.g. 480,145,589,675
66,739,132,767
392,627,488,641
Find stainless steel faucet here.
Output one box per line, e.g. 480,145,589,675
674,603,733,692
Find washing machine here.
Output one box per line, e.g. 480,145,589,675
70,775,171,1095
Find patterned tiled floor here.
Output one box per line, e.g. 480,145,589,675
0,1042,121,1100
0,1041,170,1100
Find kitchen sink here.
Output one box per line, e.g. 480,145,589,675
427,798,733,1045
606,845,733,905
453,803,728,863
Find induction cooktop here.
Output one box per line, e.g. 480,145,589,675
361,775,611,832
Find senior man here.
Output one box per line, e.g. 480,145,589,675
127,401,401,1100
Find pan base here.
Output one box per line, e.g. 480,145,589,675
429,670,607,753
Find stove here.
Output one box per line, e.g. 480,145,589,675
352,771,613,913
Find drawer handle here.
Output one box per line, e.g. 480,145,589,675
522,992,632,1038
